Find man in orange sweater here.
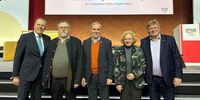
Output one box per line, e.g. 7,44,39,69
82,21,114,100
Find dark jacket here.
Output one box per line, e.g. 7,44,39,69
141,35,183,86
82,37,114,86
42,36,83,88
113,45,146,89
13,32,51,81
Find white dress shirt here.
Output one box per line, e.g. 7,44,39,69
150,35,162,76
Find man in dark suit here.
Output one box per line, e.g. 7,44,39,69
12,18,51,100
140,19,183,100
42,21,82,100
81,21,114,100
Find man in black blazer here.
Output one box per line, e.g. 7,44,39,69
42,21,82,100
140,19,183,100
81,21,114,100
12,18,51,100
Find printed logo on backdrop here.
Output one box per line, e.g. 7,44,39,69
182,24,200,41
161,8,168,13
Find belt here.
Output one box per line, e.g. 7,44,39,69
153,75,163,78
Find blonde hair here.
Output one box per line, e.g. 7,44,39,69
121,30,137,44
146,19,160,29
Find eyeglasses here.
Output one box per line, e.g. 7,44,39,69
58,27,69,29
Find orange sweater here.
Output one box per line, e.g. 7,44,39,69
91,42,100,75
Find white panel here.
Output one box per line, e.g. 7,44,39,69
0,0,29,30
193,0,200,24
45,0,173,15
182,24,200,41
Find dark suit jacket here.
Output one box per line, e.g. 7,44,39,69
82,37,114,86
140,35,183,86
13,32,51,81
42,36,83,88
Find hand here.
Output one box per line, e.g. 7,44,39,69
116,85,123,93
173,77,182,87
81,78,87,87
106,79,112,85
42,83,45,87
12,77,19,86
127,73,135,80
74,84,79,88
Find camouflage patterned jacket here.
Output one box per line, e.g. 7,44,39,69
113,45,146,89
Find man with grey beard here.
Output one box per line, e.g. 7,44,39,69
42,21,83,100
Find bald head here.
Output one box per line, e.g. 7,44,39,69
91,21,102,39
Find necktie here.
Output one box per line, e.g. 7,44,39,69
37,36,44,56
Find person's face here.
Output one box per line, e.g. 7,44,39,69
58,22,70,38
147,24,160,38
34,19,46,35
124,34,133,47
91,24,101,39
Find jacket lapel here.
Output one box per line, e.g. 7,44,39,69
160,35,165,58
66,38,72,64
30,32,40,56
146,37,153,73
42,35,47,50
147,37,152,61
88,38,92,62
160,35,166,72
98,38,103,62
120,46,126,63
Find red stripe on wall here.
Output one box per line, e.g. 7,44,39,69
28,0,44,30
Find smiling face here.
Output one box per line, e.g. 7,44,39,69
124,34,134,47
91,22,101,39
146,19,161,39
121,31,137,46
147,24,160,39
57,22,70,39
34,18,46,35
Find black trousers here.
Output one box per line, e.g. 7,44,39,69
87,75,109,100
120,79,142,100
149,76,175,100
17,69,42,100
51,77,76,100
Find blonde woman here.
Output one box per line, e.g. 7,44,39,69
114,31,146,100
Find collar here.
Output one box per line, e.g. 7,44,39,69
34,31,42,37
58,35,70,42
150,34,161,41
91,36,101,43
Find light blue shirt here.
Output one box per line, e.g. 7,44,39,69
150,35,162,76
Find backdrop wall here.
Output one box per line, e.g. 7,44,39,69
29,0,193,46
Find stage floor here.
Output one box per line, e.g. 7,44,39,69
1,58,200,73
